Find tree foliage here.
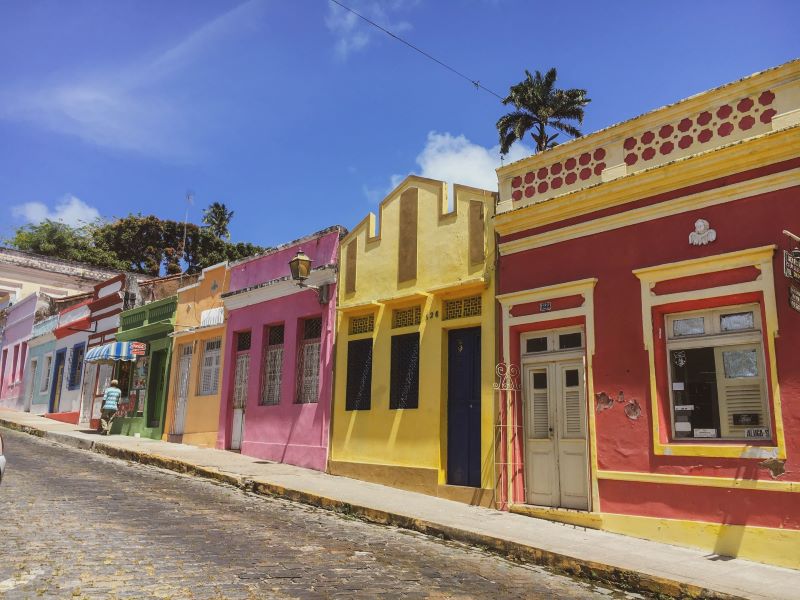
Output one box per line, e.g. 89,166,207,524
6,206,265,276
496,68,590,155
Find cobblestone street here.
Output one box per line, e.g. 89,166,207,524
0,430,643,599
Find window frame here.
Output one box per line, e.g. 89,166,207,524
296,317,322,404
67,342,86,391
197,337,222,396
260,324,285,406
664,303,771,443
40,352,54,393
520,326,585,357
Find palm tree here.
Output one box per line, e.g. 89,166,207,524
202,202,234,240
496,68,590,155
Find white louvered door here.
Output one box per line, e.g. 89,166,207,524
524,361,588,510
555,363,588,509
230,353,250,451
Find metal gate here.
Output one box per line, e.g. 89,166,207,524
230,352,249,450
170,345,193,436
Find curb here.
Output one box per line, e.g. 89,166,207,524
0,418,742,600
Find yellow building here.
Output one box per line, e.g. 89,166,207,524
163,262,228,447
330,176,497,506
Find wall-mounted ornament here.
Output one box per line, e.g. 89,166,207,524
595,391,614,412
673,350,687,367
624,398,642,420
689,219,717,246
494,363,520,391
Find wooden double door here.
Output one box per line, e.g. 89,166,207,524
523,359,589,510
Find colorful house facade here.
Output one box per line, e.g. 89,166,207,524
79,274,142,428
217,227,343,471
163,262,228,448
48,298,92,420
23,314,58,414
0,293,50,411
329,176,497,505
493,61,800,567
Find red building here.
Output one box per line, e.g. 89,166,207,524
493,61,800,568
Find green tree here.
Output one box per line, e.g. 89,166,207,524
5,220,126,270
90,214,165,276
496,68,590,155
202,202,234,240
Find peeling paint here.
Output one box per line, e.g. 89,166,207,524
759,458,786,479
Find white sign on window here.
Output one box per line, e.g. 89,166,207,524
693,428,717,438
675,422,692,432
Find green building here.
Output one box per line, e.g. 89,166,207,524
113,296,177,439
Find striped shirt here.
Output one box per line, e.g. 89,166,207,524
102,386,122,411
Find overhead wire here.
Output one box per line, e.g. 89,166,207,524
328,0,504,101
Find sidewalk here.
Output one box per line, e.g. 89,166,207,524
2,409,797,600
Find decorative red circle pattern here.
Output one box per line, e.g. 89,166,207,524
622,89,776,167
509,147,607,200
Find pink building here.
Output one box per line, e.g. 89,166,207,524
217,226,344,471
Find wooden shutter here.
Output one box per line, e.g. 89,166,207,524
530,369,550,439
562,367,584,439
346,339,373,410
390,332,420,409
714,344,768,438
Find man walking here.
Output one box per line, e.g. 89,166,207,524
99,379,121,435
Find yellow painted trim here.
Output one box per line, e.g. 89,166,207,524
496,126,800,236
499,169,799,255
426,277,487,296
633,246,787,459
599,513,800,570
377,292,431,306
509,504,603,529
496,60,800,178
598,470,800,493
336,301,381,314
500,277,599,510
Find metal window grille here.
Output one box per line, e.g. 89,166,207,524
236,331,252,352
345,339,372,410
390,332,420,409
260,325,284,406
296,318,322,404
40,355,53,392
199,338,222,395
232,353,249,409
443,295,482,320
349,314,375,335
392,306,421,329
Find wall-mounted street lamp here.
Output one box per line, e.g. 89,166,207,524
289,250,330,304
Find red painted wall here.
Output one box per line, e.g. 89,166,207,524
498,183,800,525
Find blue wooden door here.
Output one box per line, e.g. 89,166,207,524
447,327,481,488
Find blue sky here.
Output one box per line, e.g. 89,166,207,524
1,0,798,248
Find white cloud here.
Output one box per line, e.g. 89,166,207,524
325,1,415,60
11,195,101,227
0,0,266,161
365,130,533,202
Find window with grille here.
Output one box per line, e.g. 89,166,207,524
260,325,284,405
346,339,372,410
392,305,421,329
666,304,770,441
443,295,482,320
198,338,222,395
236,331,252,352
390,332,420,409
349,314,375,335
67,343,85,390
296,317,322,404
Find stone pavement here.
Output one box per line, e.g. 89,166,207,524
0,429,636,599
2,409,799,600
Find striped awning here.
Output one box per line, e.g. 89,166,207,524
85,342,140,363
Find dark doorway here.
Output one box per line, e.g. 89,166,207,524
447,327,481,487
49,349,67,413
146,350,166,428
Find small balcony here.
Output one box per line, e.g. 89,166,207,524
119,296,177,332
